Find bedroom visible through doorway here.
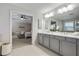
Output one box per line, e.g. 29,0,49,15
12,11,32,49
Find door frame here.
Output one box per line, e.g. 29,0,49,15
10,9,33,49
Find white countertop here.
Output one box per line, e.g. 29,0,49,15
38,30,79,39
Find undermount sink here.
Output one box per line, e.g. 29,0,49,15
72,34,79,36
71,32,79,36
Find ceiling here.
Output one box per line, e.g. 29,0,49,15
12,12,32,24
11,3,79,21
10,3,63,13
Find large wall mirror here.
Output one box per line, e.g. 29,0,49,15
75,20,79,31
43,3,79,32
44,18,51,30
63,20,75,32
50,20,56,31
46,19,79,32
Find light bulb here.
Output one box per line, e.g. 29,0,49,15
58,9,63,14
49,12,54,17
67,4,75,11
45,12,54,18
58,7,68,14
62,7,68,12
45,14,49,18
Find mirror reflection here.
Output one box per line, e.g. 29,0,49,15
43,3,79,32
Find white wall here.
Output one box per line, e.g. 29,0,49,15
0,3,39,48
0,3,63,49
0,3,64,53
0,4,10,42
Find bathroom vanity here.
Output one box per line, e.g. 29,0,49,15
37,18,79,56
37,31,79,56
37,4,79,56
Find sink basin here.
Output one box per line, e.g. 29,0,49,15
72,34,79,36
71,32,79,36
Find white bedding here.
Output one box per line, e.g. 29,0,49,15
25,32,31,37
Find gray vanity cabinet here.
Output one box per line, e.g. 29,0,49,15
38,33,77,56
43,34,50,48
38,34,43,45
50,35,59,53
60,37,76,56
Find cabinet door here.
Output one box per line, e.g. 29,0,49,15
50,36,59,53
43,34,49,48
60,39,76,56
77,40,79,56
38,34,43,45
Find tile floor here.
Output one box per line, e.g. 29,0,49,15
8,38,59,56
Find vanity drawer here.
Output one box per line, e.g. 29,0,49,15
43,34,49,37
50,35,55,39
55,36,65,40
66,37,76,43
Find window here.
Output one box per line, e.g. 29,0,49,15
63,21,74,31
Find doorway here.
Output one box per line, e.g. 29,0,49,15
11,11,33,49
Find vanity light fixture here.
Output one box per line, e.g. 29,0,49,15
57,4,75,14
67,4,75,11
44,14,50,18
49,12,54,17
58,7,68,14
62,7,68,12
45,12,54,18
